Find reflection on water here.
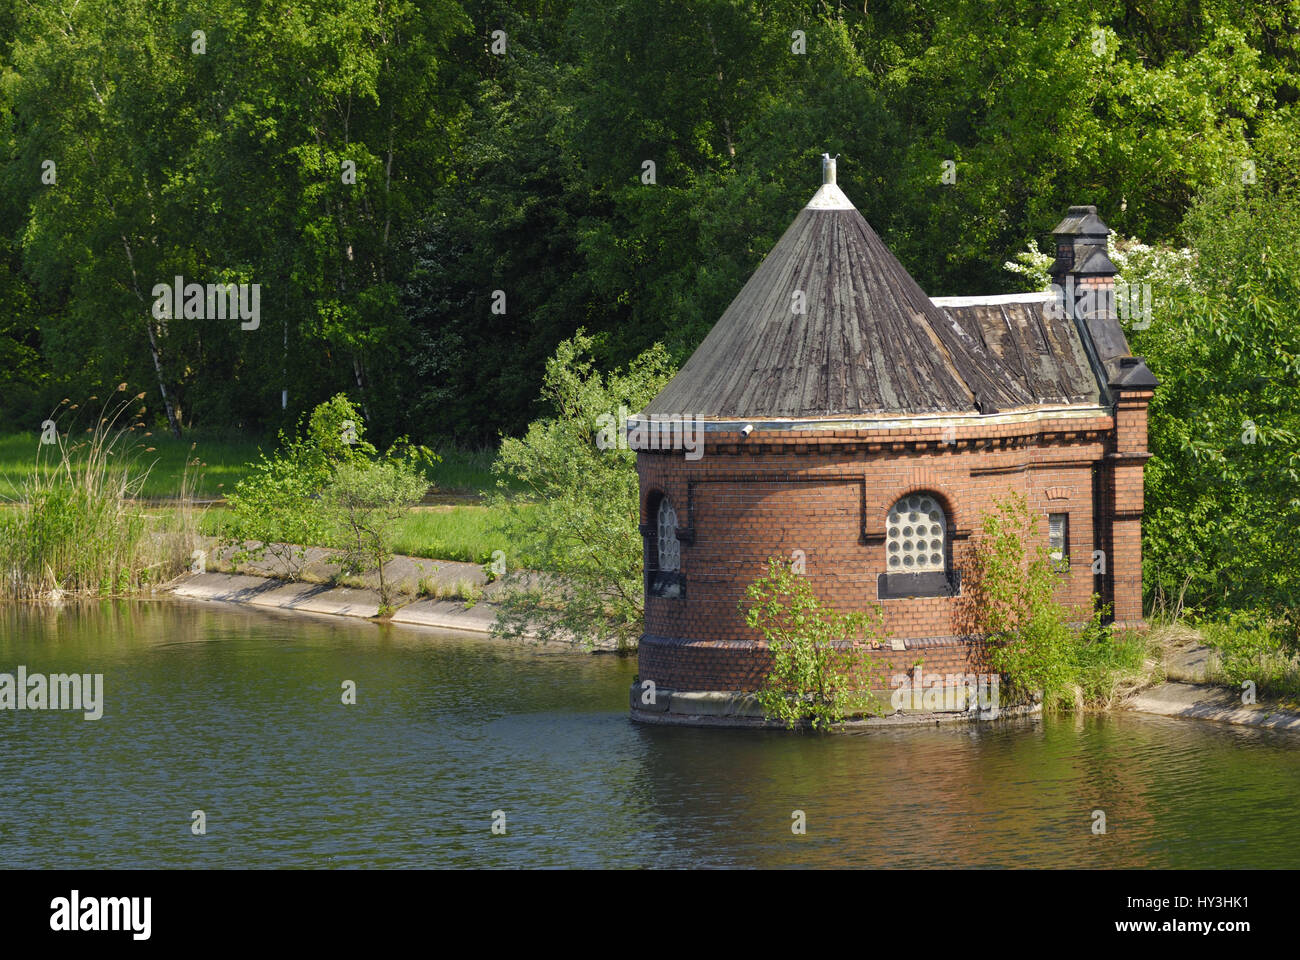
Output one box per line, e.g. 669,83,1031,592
1,602,1298,868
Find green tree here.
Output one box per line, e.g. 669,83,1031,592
742,557,886,731
2,0,469,439
488,330,675,649
1130,180,1300,638
325,455,429,612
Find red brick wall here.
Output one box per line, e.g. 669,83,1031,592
636,412,1144,692
1108,388,1155,625
638,634,991,693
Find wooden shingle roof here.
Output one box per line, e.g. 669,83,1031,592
641,180,1041,420
932,294,1101,407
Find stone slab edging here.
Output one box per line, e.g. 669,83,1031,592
1127,681,1300,732
171,572,382,619
167,571,577,644
628,683,1042,729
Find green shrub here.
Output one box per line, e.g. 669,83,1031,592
325,455,430,612
742,557,887,730
222,393,374,578
964,493,1147,711
487,331,676,650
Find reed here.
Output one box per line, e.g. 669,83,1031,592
0,388,202,600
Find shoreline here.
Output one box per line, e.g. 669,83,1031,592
1126,681,1300,732
161,565,1300,734
166,569,610,650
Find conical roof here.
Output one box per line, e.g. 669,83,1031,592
641,167,1034,419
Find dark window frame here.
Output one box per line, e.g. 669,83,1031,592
877,491,959,599
1048,512,1070,572
642,492,686,600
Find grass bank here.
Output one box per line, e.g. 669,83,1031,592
2,430,509,502
197,502,523,566
0,395,203,599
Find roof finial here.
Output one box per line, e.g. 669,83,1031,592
821,152,838,185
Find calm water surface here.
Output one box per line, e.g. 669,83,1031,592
2,601,1298,868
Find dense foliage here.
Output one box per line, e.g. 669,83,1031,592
1124,184,1300,640
742,557,886,730
487,330,675,649
5,0,1299,442
961,494,1148,710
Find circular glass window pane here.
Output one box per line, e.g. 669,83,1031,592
930,553,942,565
903,555,914,566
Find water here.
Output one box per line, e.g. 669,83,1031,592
2,602,1298,868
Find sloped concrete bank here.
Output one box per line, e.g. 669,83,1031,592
1125,636,1300,733
1127,682,1300,732
166,569,601,648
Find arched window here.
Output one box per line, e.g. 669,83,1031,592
886,493,946,573
644,492,685,599
657,498,680,572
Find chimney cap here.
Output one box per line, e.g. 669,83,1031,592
1052,204,1110,237
821,152,838,185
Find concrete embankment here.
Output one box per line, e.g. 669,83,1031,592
170,571,506,634
166,539,600,647
1124,636,1300,733
1127,681,1300,732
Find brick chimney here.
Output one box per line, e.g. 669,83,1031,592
1051,205,1158,629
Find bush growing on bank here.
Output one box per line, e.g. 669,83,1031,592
487,331,676,650
223,394,435,596
743,557,887,731
962,493,1149,711
327,454,431,613
0,388,201,600
221,397,360,578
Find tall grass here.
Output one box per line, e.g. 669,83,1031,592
200,503,523,566
1202,616,1300,703
0,389,203,600
0,429,257,499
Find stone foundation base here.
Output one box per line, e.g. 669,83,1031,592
628,682,1041,730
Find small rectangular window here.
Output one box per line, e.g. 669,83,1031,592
1048,513,1069,569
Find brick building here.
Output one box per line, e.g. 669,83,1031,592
630,157,1157,712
